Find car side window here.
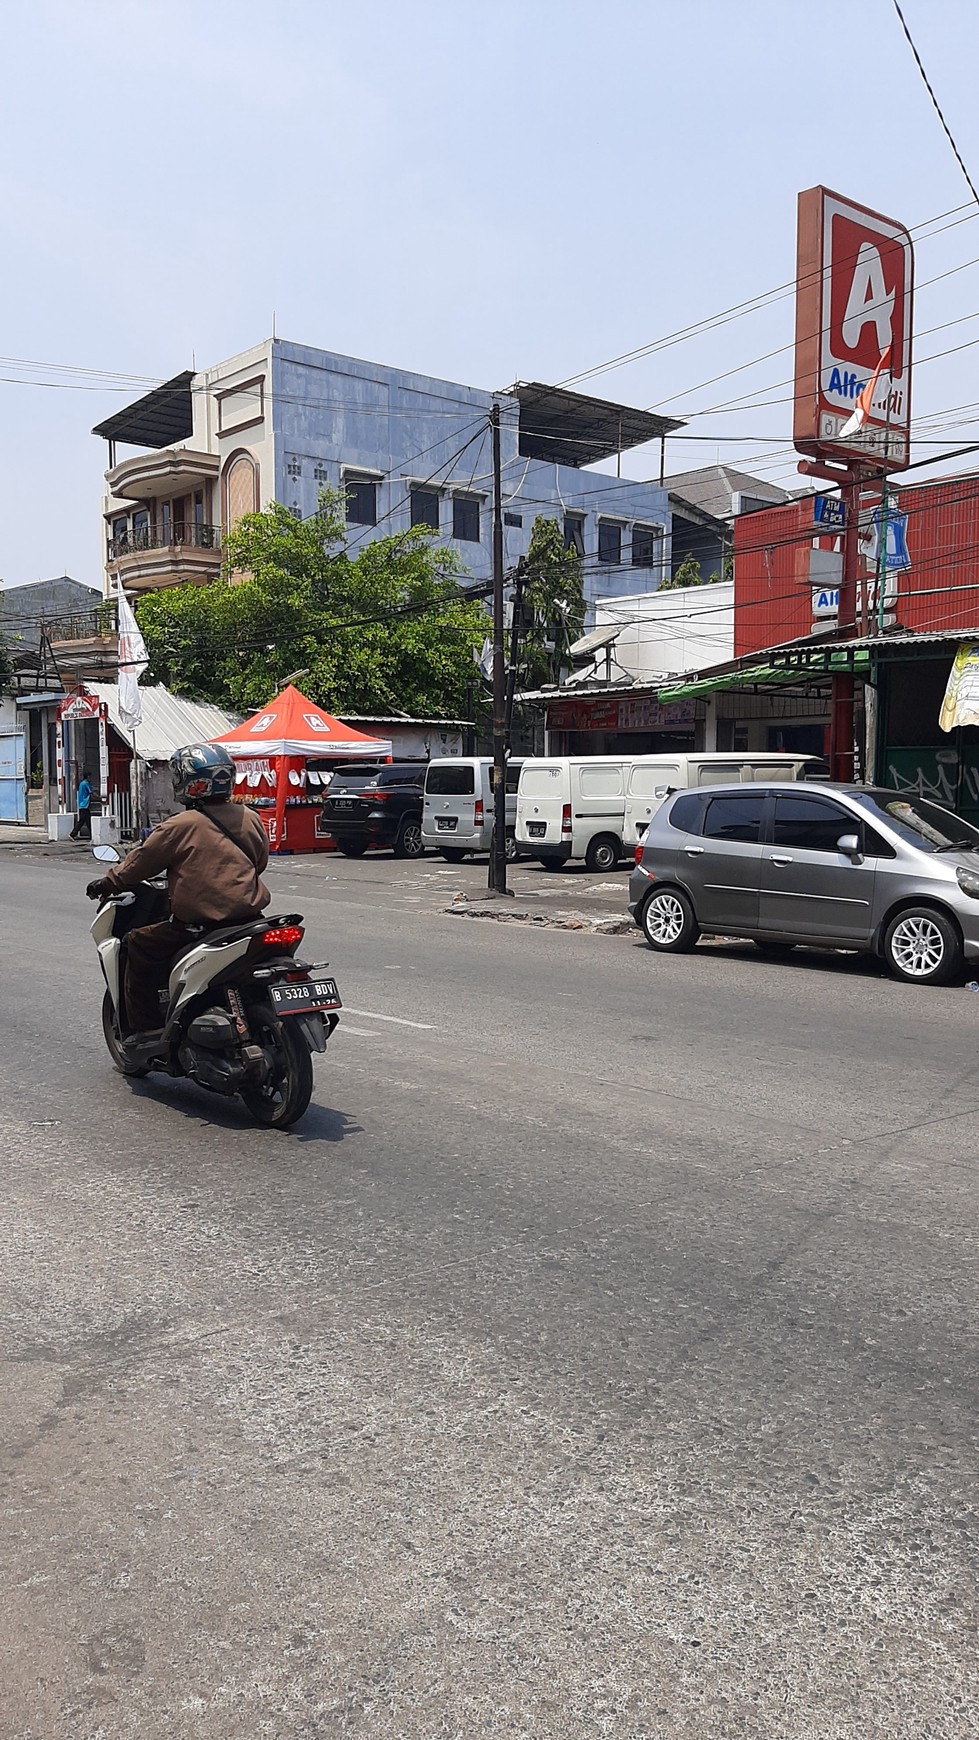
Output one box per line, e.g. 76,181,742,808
772,795,854,853
702,794,765,844
667,792,703,833
861,822,896,859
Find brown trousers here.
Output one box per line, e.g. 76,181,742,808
124,920,203,1033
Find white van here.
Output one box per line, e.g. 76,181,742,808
515,757,632,872
422,757,524,861
516,752,826,871
623,752,825,847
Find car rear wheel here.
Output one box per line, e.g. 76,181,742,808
884,905,961,985
490,828,519,863
585,834,621,873
441,847,467,863
641,887,699,953
394,818,424,858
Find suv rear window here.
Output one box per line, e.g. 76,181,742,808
427,764,475,795
702,793,765,843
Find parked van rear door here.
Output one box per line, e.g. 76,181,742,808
625,759,682,844
424,760,478,846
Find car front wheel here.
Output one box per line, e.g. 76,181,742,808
884,906,961,985
641,887,699,953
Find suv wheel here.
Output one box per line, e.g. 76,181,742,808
884,905,960,985
641,887,699,954
394,819,424,859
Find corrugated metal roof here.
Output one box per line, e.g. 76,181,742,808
87,683,243,760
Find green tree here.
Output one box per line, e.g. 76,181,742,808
137,487,488,719
659,552,705,591
518,516,586,687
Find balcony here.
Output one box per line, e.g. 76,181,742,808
106,522,222,593
47,602,119,680
106,446,220,501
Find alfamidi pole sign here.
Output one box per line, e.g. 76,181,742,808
793,186,913,470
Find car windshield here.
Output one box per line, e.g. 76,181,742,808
853,791,979,853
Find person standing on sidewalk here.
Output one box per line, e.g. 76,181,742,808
71,770,93,840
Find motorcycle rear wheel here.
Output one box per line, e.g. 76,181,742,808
101,989,151,1078
240,1004,314,1128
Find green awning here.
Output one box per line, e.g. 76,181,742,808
657,648,871,703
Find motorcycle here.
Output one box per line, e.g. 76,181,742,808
89,846,341,1128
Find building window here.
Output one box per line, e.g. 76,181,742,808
160,500,172,544
564,514,585,556
504,511,522,528
598,521,621,565
346,478,377,525
111,515,129,556
411,488,440,530
132,508,150,550
632,524,662,567
453,496,480,542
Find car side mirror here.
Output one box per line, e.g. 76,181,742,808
92,844,120,863
653,784,677,800
837,833,862,860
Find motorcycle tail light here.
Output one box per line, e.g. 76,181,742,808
261,925,304,948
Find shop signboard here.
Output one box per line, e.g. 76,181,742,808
794,186,913,469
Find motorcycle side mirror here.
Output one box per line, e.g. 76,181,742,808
92,845,121,863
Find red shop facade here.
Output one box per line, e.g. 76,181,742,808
544,690,702,755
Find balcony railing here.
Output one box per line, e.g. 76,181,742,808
46,602,118,642
107,522,221,561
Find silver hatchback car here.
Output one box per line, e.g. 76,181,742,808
628,782,979,985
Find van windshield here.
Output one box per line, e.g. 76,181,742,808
426,764,475,796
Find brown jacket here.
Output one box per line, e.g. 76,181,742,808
102,802,271,925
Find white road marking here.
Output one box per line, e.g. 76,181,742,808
336,1024,380,1038
343,1007,438,1030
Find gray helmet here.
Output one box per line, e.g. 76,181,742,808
169,742,236,804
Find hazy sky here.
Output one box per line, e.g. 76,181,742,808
3,0,978,587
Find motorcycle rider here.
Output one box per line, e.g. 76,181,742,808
87,743,271,1045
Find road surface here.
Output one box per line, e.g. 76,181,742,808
1,850,977,1737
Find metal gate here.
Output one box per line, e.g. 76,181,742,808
0,732,26,822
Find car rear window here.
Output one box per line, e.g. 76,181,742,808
426,764,475,796
667,792,703,833
702,793,765,843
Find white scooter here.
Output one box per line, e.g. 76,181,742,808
89,846,341,1128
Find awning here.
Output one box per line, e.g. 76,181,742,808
658,647,871,702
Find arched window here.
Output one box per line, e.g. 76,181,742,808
223,450,259,530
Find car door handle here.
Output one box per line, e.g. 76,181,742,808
684,846,705,856
768,853,794,865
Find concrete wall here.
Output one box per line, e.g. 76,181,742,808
592,580,734,682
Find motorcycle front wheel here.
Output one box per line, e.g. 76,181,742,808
240,1004,314,1128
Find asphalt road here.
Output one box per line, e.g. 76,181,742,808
2,850,978,1738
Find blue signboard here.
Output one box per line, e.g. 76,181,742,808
813,495,846,530
865,507,911,572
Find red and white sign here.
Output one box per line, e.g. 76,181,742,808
794,186,913,469
57,690,102,721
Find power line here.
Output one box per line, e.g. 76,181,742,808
892,0,979,207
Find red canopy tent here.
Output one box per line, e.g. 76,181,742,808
211,684,392,852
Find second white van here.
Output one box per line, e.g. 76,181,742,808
422,757,524,860
515,758,632,872
623,752,825,846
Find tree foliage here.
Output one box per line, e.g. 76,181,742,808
137,489,489,718
519,516,586,687
661,549,732,590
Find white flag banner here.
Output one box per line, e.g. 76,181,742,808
117,587,149,730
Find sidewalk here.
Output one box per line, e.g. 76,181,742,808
0,823,91,852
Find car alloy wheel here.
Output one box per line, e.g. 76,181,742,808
641,887,698,953
398,821,424,858
886,910,954,982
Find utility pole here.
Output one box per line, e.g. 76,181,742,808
487,401,511,896
799,458,870,782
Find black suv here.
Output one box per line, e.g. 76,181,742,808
321,763,426,858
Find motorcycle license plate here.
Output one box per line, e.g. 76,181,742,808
436,817,457,831
270,979,342,1015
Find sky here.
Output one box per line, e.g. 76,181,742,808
2,0,979,588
